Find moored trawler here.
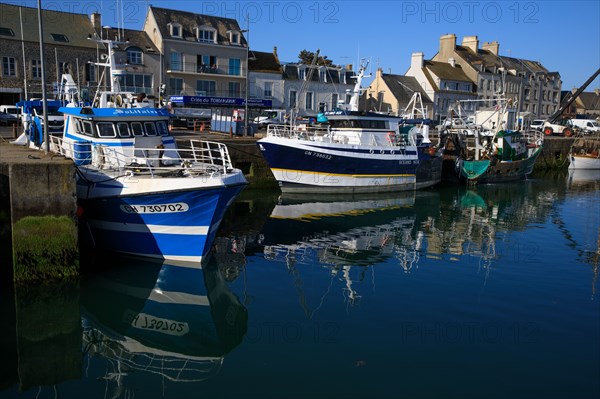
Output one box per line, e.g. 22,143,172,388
256,61,442,194
44,37,248,263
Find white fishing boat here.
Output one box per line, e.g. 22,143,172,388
256,60,442,194
48,38,247,263
568,135,600,170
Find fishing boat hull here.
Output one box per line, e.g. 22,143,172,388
257,136,442,193
78,182,246,263
568,154,600,170
457,146,542,184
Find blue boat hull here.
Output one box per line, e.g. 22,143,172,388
257,138,441,193
79,184,246,263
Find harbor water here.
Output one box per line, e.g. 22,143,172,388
1,171,599,399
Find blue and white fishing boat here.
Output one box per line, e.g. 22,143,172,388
50,39,247,263
256,62,442,194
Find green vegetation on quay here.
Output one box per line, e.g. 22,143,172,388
12,216,78,285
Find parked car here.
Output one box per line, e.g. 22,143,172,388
530,119,545,131
0,112,19,126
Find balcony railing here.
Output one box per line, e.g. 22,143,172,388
167,62,244,77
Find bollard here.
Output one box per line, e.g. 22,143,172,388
12,123,17,139
229,126,233,138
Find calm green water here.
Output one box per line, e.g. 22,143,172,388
2,171,599,399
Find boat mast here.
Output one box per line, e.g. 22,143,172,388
347,61,369,112
36,0,49,152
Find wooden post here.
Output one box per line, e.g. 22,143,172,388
12,123,17,139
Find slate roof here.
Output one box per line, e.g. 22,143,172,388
381,74,434,104
103,27,159,53
575,91,600,110
424,60,471,82
249,50,281,73
454,45,501,72
149,6,246,46
0,3,99,49
500,56,552,75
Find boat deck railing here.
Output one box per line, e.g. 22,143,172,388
50,136,237,177
522,129,545,146
266,124,331,141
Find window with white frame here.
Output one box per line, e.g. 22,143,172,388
197,27,216,43
2,57,16,76
229,31,240,44
319,70,326,82
264,82,273,98
126,46,143,64
305,92,314,110
169,23,182,38
299,68,306,80
31,59,41,78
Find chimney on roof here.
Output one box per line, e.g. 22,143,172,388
572,87,578,94
90,12,101,29
439,34,456,56
462,35,479,53
482,41,499,56
273,46,279,62
448,57,456,67
411,52,424,69
377,67,383,79
595,88,599,96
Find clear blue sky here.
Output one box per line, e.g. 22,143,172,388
9,0,600,90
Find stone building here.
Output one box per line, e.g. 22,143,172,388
0,3,99,105
248,48,284,109
363,68,434,118
432,34,561,119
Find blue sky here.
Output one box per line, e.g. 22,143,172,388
8,0,600,90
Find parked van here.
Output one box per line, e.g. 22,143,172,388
254,109,287,129
569,119,600,134
529,119,545,131
0,105,21,125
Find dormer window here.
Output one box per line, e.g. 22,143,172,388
51,33,68,42
126,46,143,65
319,69,326,82
0,27,15,37
195,26,216,43
169,23,182,38
228,30,241,45
299,68,306,80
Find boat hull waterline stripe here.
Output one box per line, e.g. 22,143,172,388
88,219,209,235
270,168,415,179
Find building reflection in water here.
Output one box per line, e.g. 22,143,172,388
214,176,600,312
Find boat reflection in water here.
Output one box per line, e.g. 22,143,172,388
80,253,247,391
260,191,436,311
258,182,560,311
